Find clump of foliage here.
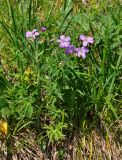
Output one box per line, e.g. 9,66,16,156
0,0,121,159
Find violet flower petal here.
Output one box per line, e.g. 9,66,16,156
34,32,40,36
60,42,70,48
26,31,32,38
60,43,66,48
83,40,88,46
87,37,94,44
81,52,86,58
41,26,47,32
81,46,89,53
65,45,75,54
80,34,86,41
60,35,65,40
32,29,38,34
75,48,81,52
65,48,70,54
75,47,89,58
65,37,70,42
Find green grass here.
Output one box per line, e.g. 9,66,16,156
0,0,122,159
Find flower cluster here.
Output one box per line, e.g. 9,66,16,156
57,34,94,58
26,26,47,40
25,27,93,59
26,29,40,39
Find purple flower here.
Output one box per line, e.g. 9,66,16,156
57,35,70,48
65,45,75,54
41,26,47,32
75,47,89,58
32,29,40,38
26,29,39,39
26,31,33,38
80,34,94,46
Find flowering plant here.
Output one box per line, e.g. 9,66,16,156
57,34,94,58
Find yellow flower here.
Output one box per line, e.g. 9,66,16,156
0,121,8,135
24,67,33,76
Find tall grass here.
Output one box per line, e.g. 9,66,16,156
0,0,121,159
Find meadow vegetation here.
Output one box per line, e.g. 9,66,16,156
0,0,122,159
